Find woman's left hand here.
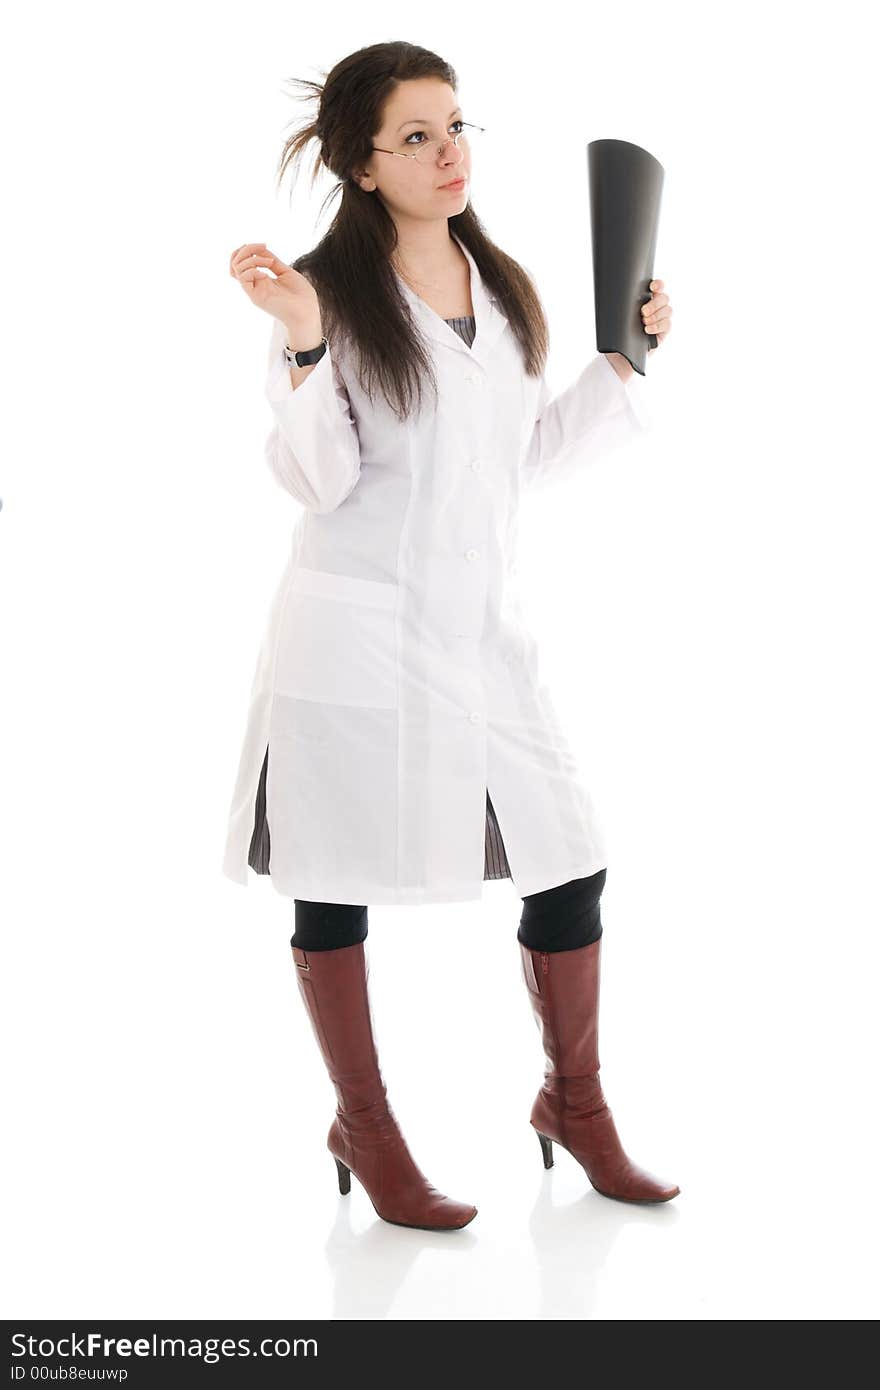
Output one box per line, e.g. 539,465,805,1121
642,280,672,353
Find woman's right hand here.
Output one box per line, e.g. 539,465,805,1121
229,242,322,340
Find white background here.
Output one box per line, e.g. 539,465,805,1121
2,0,878,1320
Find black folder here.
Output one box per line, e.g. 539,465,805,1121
587,139,665,377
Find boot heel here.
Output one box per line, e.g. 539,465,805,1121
334,1156,351,1195
536,1131,554,1169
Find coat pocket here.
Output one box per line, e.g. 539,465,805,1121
274,565,399,709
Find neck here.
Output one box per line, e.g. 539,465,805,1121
390,220,460,282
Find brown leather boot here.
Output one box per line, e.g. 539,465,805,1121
519,937,680,1204
292,939,477,1230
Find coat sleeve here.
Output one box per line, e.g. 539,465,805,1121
263,314,362,513
520,351,653,493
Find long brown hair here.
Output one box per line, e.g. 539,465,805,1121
276,41,550,422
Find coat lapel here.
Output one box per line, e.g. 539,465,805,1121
392,231,508,367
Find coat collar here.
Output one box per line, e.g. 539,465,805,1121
391,230,509,366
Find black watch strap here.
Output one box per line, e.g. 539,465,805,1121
284,335,328,368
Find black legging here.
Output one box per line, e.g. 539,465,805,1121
290,868,606,955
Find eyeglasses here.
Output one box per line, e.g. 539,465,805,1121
371,121,486,166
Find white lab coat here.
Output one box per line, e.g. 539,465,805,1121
221,232,652,905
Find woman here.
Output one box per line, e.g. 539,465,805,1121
223,42,678,1231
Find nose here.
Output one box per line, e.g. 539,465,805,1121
436,133,464,158
439,138,465,166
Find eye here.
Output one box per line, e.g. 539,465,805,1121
404,119,465,146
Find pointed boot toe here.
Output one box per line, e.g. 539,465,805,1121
383,1188,479,1231
589,1159,681,1204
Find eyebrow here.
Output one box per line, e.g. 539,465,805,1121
397,107,462,132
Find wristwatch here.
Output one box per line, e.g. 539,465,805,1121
284,335,329,368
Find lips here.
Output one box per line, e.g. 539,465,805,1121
439,176,466,188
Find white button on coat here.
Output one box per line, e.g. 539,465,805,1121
222,233,653,905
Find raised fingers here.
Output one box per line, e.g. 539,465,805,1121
235,255,274,287
229,243,268,277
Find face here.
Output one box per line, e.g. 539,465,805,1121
353,78,471,220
